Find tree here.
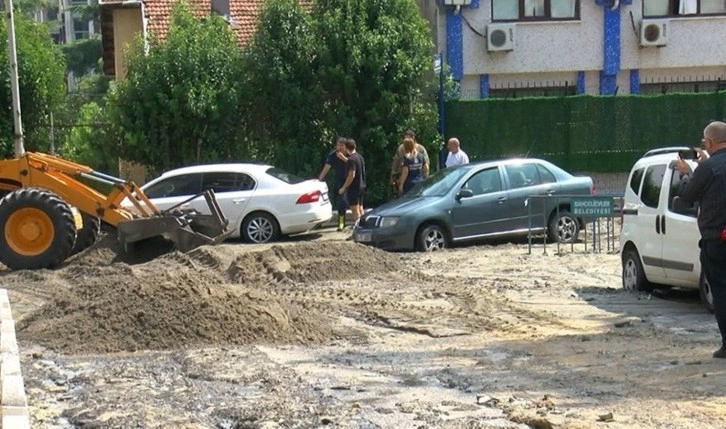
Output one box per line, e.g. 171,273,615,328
240,0,325,175
313,0,438,202
244,0,439,204
0,13,67,158
108,1,245,172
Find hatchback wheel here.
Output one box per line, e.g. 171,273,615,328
416,224,447,252
242,212,279,244
700,272,714,314
548,209,579,243
622,249,652,291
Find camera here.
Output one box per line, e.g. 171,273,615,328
678,148,698,160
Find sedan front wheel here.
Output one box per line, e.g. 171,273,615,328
416,224,448,252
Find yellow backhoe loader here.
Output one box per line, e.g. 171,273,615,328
1,0,232,271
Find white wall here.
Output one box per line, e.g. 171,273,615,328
461,1,604,75
621,3,726,70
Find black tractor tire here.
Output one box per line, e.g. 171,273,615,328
548,209,579,244
415,224,448,252
242,212,280,244
0,188,77,270
70,213,101,256
621,248,653,292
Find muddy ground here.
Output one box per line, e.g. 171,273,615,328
1,223,724,429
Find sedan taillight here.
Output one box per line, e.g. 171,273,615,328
296,191,321,204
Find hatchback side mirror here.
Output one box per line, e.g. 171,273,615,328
456,188,474,201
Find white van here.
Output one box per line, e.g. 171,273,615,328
619,147,713,312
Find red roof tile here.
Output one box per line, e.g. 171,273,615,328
141,0,292,46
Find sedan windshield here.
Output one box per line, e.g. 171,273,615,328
406,167,469,197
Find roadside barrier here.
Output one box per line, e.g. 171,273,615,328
526,194,624,255
0,288,31,429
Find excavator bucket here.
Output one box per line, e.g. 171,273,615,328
116,189,234,252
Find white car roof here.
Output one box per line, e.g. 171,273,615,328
157,163,274,177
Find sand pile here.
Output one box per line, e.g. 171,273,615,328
15,237,409,354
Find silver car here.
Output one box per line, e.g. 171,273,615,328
353,158,594,251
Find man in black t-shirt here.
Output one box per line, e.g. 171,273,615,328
318,137,348,231
339,138,366,226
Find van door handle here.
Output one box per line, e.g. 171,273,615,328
233,198,246,204
655,215,660,234
661,215,666,234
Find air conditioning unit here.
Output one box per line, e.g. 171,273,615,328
487,23,515,52
640,19,668,47
442,0,472,5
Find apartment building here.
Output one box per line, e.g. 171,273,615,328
435,0,726,98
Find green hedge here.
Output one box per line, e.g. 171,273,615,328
444,92,726,173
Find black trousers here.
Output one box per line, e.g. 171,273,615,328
701,238,726,346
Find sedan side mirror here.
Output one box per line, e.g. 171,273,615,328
456,188,474,201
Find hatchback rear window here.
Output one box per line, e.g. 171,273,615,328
266,167,305,184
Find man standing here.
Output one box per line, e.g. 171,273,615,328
339,139,366,226
676,120,726,358
445,137,470,168
318,137,348,231
390,130,429,191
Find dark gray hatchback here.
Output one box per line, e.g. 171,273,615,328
352,158,594,251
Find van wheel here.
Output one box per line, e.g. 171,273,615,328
700,272,714,314
622,249,652,292
548,210,579,243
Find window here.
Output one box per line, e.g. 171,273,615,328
201,172,256,193
537,164,557,184
73,18,90,40
506,164,541,189
144,174,203,199
493,0,579,21
643,0,726,16
640,165,666,208
629,167,644,195
464,168,502,196
266,167,305,185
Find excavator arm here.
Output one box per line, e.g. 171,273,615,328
0,153,232,270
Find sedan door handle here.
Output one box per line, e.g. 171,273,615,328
498,196,507,205
233,198,246,204
546,189,555,195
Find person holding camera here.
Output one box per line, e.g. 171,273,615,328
676,120,726,358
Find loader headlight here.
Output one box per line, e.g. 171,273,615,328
379,217,400,228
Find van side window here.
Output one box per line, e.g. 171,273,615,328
641,164,666,209
668,169,697,216
629,167,644,196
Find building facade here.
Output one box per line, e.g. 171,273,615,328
436,0,726,98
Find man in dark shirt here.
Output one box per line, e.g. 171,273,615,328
339,138,366,226
318,137,348,231
676,120,726,358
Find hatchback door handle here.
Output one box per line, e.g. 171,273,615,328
233,198,246,204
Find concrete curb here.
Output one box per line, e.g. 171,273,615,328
0,289,30,429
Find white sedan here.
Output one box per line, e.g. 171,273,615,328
130,163,332,243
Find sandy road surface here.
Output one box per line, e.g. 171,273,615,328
0,227,723,429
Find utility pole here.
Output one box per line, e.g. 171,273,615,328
4,0,25,157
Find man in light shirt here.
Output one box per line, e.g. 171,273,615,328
445,137,469,168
